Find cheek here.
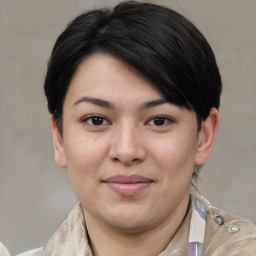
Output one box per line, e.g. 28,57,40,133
155,134,197,161
63,132,108,176
63,135,109,203
150,134,198,180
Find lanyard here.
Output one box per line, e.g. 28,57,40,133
187,193,209,256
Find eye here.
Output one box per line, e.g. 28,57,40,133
82,115,110,126
147,116,174,126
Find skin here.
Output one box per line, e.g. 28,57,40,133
51,53,219,256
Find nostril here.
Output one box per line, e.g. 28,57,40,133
111,156,143,167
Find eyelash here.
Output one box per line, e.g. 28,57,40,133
82,115,174,127
146,116,174,127
82,115,111,126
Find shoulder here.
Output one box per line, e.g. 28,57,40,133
203,206,256,255
16,247,45,256
0,243,10,256
45,202,87,254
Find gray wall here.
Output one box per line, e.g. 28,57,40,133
0,0,255,254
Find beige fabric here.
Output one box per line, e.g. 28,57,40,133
16,247,45,256
43,199,256,256
204,206,256,256
45,204,92,256
0,243,10,256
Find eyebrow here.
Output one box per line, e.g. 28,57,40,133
73,96,115,109
140,98,170,110
73,96,169,110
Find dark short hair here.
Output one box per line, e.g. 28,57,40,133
44,1,222,133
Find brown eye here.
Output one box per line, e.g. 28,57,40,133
83,115,110,126
91,117,104,125
147,116,174,127
152,117,166,126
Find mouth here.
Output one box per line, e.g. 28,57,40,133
103,175,153,196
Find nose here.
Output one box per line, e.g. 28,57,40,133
108,122,146,166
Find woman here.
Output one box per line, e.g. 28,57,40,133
11,1,256,255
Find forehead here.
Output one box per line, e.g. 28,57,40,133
65,53,164,106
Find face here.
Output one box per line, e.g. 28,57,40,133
52,53,217,233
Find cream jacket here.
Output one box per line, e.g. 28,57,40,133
11,198,256,255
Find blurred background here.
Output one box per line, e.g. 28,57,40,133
0,0,255,254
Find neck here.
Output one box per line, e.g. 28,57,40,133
83,195,190,256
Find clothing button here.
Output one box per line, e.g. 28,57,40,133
214,215,224,225
227,225,240,233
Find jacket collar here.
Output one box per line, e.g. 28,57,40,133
45,200,194,256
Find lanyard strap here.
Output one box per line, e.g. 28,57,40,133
187,193,209,256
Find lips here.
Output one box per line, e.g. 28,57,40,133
104,175,153,196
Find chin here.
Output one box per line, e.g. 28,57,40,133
109,218,153,234
101,205,158,233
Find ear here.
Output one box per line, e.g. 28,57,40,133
195,108,219,165
50,115,67,168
